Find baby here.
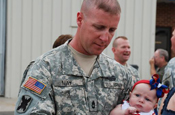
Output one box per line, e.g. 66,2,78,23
110,74,169,115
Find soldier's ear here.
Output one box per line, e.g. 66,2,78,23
77,12,83,27
112,47,115,53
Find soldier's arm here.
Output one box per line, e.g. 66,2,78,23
15,60,56,115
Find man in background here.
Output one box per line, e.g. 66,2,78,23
149,49,169,82
112,36,139,84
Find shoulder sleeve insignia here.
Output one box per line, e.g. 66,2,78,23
23,77,46,94
16,95,32,113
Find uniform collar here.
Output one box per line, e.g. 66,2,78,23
60,41,113,78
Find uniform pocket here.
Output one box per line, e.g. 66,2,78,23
103,79,124,89
94,77,124,111
53,75,86,114
103,79,124,110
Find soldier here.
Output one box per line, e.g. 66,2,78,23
158,29,175,115
112,36,140,86
15,0,138,114
162,30,175,88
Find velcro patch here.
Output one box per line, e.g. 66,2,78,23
16,95,32,113
89,97,97,112
24,77,46,94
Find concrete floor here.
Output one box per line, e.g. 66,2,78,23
0,97,17,115
0,111,14,115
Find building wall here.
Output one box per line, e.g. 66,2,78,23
5,0,157,98
156,2,175,57
156,3,175,28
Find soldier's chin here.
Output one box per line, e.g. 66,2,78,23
93,50,103,55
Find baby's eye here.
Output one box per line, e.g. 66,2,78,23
135,94,140,97
145,98,150,101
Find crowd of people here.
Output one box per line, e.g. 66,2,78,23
14,0,174,115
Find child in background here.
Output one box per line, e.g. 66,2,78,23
110,74,169,115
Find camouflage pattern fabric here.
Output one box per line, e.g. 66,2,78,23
116,64,140,103
126,64,140,87
157,58,174,113
156,65,167,83
15,41,139,115
162,57,175,89
158,58,175,113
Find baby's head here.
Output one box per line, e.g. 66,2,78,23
129,74,168,113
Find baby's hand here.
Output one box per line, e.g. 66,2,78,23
124,106,138,115
110,105,138,115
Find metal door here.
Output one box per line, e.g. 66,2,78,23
156,27,172,60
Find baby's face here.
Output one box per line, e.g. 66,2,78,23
129,83,157,112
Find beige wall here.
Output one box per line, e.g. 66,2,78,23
5,0,156,98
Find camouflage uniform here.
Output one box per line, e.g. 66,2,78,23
157,57,175,112
126,64,140,87
15,41,138,115
162,57,175,89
